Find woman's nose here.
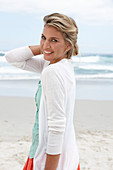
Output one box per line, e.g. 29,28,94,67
43,40,51,49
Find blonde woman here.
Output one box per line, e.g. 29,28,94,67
5,13,80,170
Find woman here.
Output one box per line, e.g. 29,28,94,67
5,13,80,170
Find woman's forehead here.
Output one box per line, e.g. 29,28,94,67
42,25,63,39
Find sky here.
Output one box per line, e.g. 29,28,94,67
0,0,113,54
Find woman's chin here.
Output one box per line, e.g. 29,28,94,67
43,55,51,62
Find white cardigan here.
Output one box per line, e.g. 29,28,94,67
5,46,79,170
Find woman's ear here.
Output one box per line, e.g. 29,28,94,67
65,43,72,53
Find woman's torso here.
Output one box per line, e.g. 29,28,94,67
34,59,79,170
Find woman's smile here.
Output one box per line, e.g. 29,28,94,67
43,50,53,55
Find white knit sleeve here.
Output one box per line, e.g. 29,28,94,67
42,66,66,155
5,46,45,73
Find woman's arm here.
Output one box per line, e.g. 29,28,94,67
42,66,66,170
44,154,60,170
5,45,45,73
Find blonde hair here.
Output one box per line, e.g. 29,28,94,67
43,13,79,59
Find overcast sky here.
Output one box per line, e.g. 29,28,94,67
0,0,113,54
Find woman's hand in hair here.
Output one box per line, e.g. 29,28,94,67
29,45,42,56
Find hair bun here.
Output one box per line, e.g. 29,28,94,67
73,43,79,56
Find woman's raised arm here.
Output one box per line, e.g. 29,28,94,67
5,45,46,73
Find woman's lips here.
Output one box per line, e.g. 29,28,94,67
44,50,52,53
44,50,53,54
43,50,53,55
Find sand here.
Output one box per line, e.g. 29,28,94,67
74,100,113,170
0,95,113,170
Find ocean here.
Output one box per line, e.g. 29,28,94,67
0,51,113,80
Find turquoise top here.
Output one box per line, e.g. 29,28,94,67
29,80,42,159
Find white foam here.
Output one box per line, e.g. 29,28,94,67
0,67,33,73
78,64,113,71
0,51,6,54
72,56,100,63
76,73,113,79
0,57,6,62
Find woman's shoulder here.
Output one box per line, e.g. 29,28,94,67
42,63,59,79
41,59,74,82
42,59,70,73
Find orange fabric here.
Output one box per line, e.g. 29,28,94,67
77,163,80,170
23,156,80,170
23,157,33,170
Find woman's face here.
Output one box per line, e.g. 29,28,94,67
40,25,70,64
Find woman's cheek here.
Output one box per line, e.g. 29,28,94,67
40,42,43,52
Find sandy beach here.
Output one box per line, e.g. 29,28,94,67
0,79,113,170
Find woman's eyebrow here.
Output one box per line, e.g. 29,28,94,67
41,34,60,40
51,37,60,40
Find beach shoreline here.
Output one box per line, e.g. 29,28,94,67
0,78,113,100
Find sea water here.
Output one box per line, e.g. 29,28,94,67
0,51,113,79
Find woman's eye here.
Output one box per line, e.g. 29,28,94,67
41,35,46,40
52,39,57,42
